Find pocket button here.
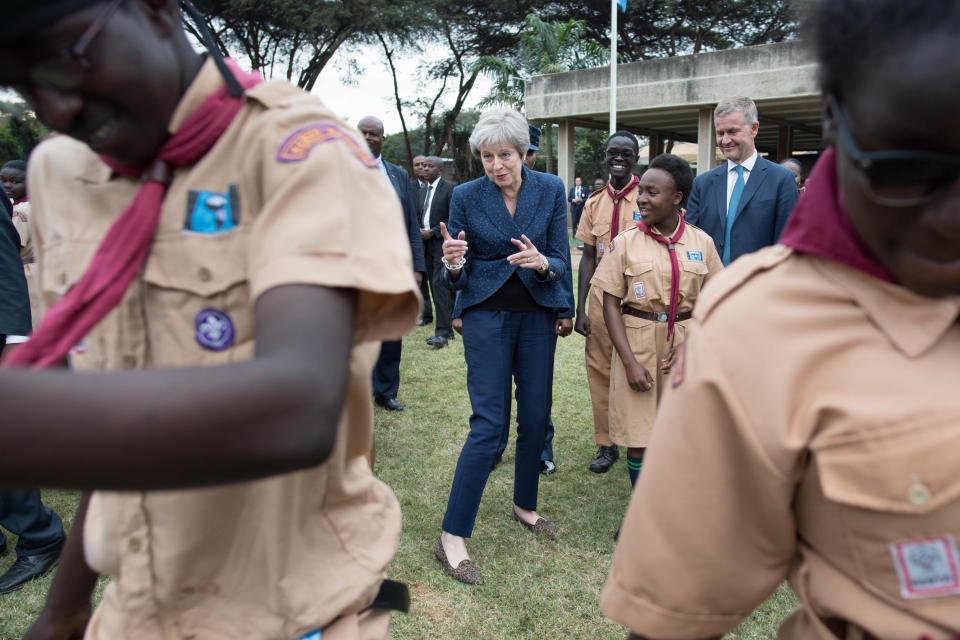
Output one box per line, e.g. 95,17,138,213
907,477,932,507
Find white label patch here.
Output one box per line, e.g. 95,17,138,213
889,535,960,599
633,281,646,300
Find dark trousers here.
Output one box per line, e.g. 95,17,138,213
372,339,402,400
442,308,557,538
0,490,66,557
571,204,584,236
422,240,453,337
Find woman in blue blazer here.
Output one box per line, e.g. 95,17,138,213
433,109,571,585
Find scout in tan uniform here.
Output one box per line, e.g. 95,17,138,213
591,154,721,486
574,131,644,474
0,2,418,639
1,160,41,328
601,0,960,637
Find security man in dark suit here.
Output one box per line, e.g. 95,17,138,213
418,156,455,348
358,116,426,411
685,96,799,265
0,194,66,594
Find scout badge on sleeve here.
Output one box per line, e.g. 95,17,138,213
889,535,960,599
195,308,235,351
277,123,378,168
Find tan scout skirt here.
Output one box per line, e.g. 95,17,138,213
608,316,689,448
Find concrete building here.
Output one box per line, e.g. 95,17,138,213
525,41,823,191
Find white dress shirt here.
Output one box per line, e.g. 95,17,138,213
726,149,759,210
421,176,441,229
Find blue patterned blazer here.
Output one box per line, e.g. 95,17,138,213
446,166,573,317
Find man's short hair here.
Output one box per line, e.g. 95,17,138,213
715,97,759,125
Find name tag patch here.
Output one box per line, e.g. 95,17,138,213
633,211,641,221
195,309,235,351
889,535,960,599
633,281,646,301
277,123,378,169
185,185,239,234
687,250,703,262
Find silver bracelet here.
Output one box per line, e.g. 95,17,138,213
442,255,466,271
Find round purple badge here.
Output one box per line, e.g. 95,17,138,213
195,308,235,351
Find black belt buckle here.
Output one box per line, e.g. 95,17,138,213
368,579,410,613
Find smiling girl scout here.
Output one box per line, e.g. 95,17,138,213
590,154,721,488
601,0,960,638
0,1,418,639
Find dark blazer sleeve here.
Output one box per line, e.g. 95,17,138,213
428,179,453,238
685,174,705,228
536,178,569,284
0,211,31,336
386,161,425,273
771,166,799,242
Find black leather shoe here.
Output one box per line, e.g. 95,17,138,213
425,335,448,348
589,445,620,474
540,460,557,475
0,546,63,594
374,395,404,411
417,317,432,327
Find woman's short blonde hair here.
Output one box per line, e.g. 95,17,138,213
469,108,530,158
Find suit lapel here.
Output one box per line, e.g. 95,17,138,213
514,170,540,237
713,165,728,230
480,177,520,240
733,158,769,221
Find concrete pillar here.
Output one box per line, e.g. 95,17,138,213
557,120,575,230
697,107,717,175
776,124,792,162
648,133,663,165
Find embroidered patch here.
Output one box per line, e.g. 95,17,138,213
889,536,960,599
598,242,605,254
184,184,239,233
687,250,703,262
195,309,235,351
633,281,646,301
276,123,378,168
632,210,641,221
671,340,687,388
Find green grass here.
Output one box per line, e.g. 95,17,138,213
1,271,797,639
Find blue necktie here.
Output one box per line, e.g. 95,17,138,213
722,164,745,265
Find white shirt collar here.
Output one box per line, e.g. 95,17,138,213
727,148,758,174
426,176,441,187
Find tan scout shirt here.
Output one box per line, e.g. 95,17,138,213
11,201,41,327
575,183,640,262
28,59,419,640
601,246,960,639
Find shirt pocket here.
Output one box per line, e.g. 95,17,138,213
623,261,658,308
678,259,709,303
811,412,960,602
141,229,253,366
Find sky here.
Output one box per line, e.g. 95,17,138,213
309,42,493,136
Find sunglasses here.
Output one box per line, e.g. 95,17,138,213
829,94,960,207
13,0,125,95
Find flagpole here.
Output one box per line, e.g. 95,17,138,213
609,0,617,136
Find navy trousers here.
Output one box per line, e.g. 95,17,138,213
442,308,557,538
372,339,402,400
0,490,65,556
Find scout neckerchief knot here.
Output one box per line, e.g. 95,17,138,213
635,214,686,343
2,60,263,370
606,174,640,242
778,146,895,283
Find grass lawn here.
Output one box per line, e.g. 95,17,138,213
1,272,797,639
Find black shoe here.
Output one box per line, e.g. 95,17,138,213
589,446,620,474
374,395,404,411
540,460,557,475
445,332,456,341
426,335,448,348
417,317,432,327
0,546,63,594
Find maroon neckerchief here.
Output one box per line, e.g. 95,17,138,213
635,214,686,343
779,146,895,283
606,174,640,241
4,60,262,369
13,197,27,206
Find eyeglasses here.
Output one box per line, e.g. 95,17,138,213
605,149,636,160
829,94,960,207
14,0,125,94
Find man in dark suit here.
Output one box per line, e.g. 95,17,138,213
358,116,426,411
685,96,799,265
412,155,427,190
567,176,586,239
418,156,455,348
0,195,66,594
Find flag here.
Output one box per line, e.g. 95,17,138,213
617,0,627,11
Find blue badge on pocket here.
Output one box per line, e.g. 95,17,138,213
195,309,235,351
297,632,322,640
633,210,641,221
686,251,703,262
184,184,239,234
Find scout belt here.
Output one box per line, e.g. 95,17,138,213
620,307,693,323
